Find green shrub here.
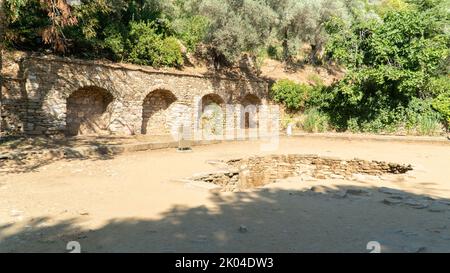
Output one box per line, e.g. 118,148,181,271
254,48,268,73
347,118,359,133
360,119,385,134
103,25,126,60
267,45,283,61
305,81,333,109
415,115,443,136
302,109,330,133
426,76,450,97
173,15,209,52
127,21,183,67
433,91,450,129
405,98,442,134
271,79,311,111
340,99,443,135
158,37,184,67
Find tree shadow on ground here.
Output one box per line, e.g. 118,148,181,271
0,135,126,174
1,185,450,253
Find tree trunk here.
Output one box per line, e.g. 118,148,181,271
309,44,323,65
213,49,220,71
282,27,289,62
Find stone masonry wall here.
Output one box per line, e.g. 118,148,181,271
141,89,178,135
66,86,114,136
1,52,273,137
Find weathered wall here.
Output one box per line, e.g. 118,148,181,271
1,51,28,135
1,52,275,137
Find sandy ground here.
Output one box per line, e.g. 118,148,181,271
1,136,450,253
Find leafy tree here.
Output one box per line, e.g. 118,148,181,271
172,13,208,52
199,0,277,67
267,0,361,63
323,5,449,131
373,0,411,16
4,0,77,52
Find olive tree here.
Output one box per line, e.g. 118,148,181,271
267,0,365,63
199,0,277,67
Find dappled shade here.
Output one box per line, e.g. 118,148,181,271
1,186,450,253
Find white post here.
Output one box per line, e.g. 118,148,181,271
287,123,293,136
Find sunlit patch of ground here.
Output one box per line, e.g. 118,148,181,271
1,137,450,252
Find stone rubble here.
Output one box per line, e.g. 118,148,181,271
189,154,413,192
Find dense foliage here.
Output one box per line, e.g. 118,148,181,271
1,0,371,65
1,0,449,134
271,79,311,111
319,0,450,134
433,90,450,127
2,0,197,64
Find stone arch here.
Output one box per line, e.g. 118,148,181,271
200,93,225,111
141,89,177,135
66,86,114,136
241,94,262,129
199,93,226,139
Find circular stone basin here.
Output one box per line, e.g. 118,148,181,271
188,154,413,192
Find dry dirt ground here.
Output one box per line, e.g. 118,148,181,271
259,58,344,85
1,136,450,253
